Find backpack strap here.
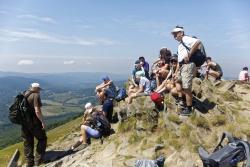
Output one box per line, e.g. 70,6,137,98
180,40,191,51
213,132,235,152
237,141,250,167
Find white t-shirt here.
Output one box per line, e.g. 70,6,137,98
139,77,151,94
178,36,198,63
239,70,249,81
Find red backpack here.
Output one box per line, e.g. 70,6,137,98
150,92,164,104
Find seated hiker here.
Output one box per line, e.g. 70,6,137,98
67,103,106,153
239,67,249,83
130,60,145,89
155,55,178,94
139,56,150,79
96,76,117,102
127,71,151,104
152,48,172,87
100,90,113,122
205,57,223,80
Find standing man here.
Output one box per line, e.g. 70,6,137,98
171,26,203,116
22,83,47,167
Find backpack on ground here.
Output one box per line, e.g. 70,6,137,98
91,111,111,136
150,92,165,111
115,88,127,102
181,39,206,67
8,92,33,125
198,132,250,167
135,155,165,167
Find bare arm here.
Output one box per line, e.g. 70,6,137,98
135,84,144,94
35,106,45,129
188,40,201,59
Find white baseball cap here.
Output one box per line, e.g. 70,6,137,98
171,27,184,34
31,82,42,89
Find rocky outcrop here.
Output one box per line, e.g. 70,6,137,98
44,80,250,167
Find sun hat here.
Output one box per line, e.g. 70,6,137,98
171,27,184,34
31,82,42,89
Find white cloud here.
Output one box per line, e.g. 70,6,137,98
0,28,118,46
17,60,34,65
17,14,57,24
63,60,75,65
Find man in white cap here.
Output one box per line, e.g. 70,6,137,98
171,26,206,116
22,82,47,166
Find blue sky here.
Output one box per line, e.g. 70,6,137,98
0,0,249,78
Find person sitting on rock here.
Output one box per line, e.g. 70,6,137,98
238,67,249,83
130,60,145,89
139,56,150,79
67,103,101,153
151,48,172,87
155,54,179,94
127,71,151,104
205,57,223,80
96,76,117,103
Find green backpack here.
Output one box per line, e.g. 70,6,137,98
9,92,33,125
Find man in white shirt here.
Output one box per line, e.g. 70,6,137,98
171,26,202,116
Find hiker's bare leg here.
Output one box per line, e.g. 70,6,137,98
175,83,183,98
183,89,192,106
170,87,178,96
80,125,88,144
208,70,220,79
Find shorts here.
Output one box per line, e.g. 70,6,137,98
178,62,196,90
85,126,101,139
137,92,150,97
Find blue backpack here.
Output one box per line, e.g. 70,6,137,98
115,88,127,102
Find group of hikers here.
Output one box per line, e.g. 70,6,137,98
17,25,249,167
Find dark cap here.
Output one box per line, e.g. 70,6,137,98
170,54,178,61
135,60,141,64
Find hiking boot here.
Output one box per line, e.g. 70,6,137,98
86,138,91,145
177,100,186,109
180,107,192,116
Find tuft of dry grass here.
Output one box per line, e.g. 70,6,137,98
210,115,226,126
168,114,182,125
190,115,210,130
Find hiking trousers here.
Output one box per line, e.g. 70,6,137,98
21,125,47,166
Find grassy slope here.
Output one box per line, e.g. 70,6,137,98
0,117,82,167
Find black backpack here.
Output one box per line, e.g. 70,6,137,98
198,132,250,167
9,92,33,125
181,37,207,67
91,111,111,136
